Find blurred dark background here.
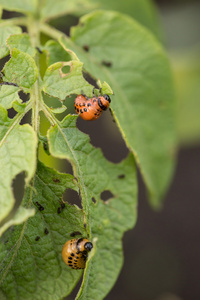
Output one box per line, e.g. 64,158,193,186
1,0,200,299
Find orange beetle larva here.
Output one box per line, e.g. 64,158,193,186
62,238,93,269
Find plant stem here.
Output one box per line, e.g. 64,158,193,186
41,102,59,126
27,17,41,134
0,17,27,28
39,22,65,41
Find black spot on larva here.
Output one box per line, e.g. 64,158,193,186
79,103,82,107
84,108,87,112
77,108,79,112
70,231,82,237
92,197,97,204
44,228,49,235
74,259,78,262
118,174,125,179
71,253,75,257
35,236,40,241
83,45,89,52
68,264,73,267
53,178,60,183
80,109,83,113
83,102,85,106
93,99,96,103
76,256,79,259
68,257,72,260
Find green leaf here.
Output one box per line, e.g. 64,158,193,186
0,25,22,59
44,40,72,66
12,100,26,113
97,80,113,95
43,60,93,100
61,10,176,207
0,161,85,299
40,0,94,21
0,0,36,13
3,48,38,88
50,105,67,114
0,85,20,109
0,106,37,223
172,50,200,146
7,33,36,57
93,0,162,40
48,115,137,299
0,206,35,237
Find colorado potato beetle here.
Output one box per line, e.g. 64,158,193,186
62,238,93,269
74,89,111,121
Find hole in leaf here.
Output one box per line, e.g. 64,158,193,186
0,54,10,68
61,65,70,74
2,10,24,19
77,112,129,163
48,15,78,36
12,172,25,208
20,109,31,125
18,90,30,102
100,190,114,202
63,188,81,208
82,71,97,87
0,172,25,227
7,107,17,118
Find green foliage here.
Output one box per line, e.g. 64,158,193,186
0,26,22,59
172,49,200,146
65,10,176,206
0,106,37,223
0,162,84,299
93,0,162,40
0,1,176,299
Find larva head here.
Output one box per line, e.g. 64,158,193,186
76,238,93,252
98,94,111,110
